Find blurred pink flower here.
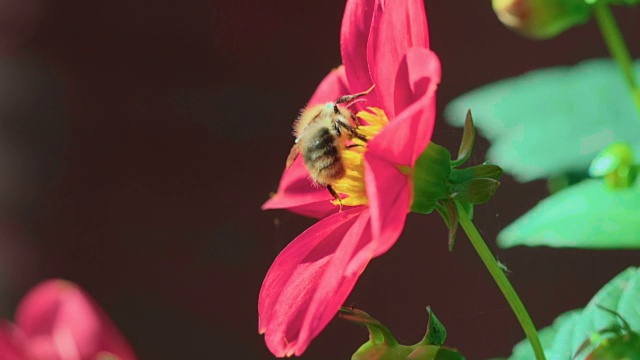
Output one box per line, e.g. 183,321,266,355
259,0,441,357
0,279,136,360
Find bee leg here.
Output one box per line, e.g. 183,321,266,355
353,133,368,143
350,113,362,128
334,121,342,136
346,144,363,149
336,118,353,132
327,185,343,212
337,118,368,143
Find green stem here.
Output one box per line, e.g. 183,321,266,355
593,2,640,118
455,201,546,360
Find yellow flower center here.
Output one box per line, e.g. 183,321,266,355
331,107,389,207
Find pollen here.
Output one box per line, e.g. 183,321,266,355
331,107,389,207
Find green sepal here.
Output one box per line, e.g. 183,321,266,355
412,142,452,214
451,110,475,167
435,202,450,228
413,110,500,251
413,110,502,215
449,164,503,184
445,201,459,252
339,307,398,346
422,307,447,346
341,307,466,360
435,200,470,252
451,178,501,205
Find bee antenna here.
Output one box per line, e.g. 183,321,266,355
344,98,367,109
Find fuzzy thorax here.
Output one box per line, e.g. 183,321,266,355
331,107,388,207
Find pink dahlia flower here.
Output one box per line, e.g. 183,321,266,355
0,279,136,360
259,0,441,357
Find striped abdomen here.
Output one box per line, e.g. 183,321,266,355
301,126,345,185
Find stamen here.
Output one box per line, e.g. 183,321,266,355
330,107,389,207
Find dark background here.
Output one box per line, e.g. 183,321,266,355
0,0,639,359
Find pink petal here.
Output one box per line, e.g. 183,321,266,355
259,207,374,357
394,48,440,118
262,156,338,219
367,48,440,168
367,0,430,117
363,154,409,257
307,65,350,106
0,321,28,360
296,211,374,353
363,48,440,257
340,0,378,104
16,279,136,360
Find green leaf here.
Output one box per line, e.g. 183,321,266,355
547,172,590,194
509,309,582,360
412,143,452,214
451,110,475,167
498,178,640,248
508,267,640,360
445,59,640,182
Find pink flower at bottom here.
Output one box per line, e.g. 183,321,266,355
0,279,136,360
259,0,441,357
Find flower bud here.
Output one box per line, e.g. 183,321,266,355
342,307,464,360
587,332,640,359
589,142,637,188
492,0,592,39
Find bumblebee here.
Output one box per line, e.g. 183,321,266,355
287,86,374,205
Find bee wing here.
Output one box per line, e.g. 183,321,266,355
286,143,300,169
